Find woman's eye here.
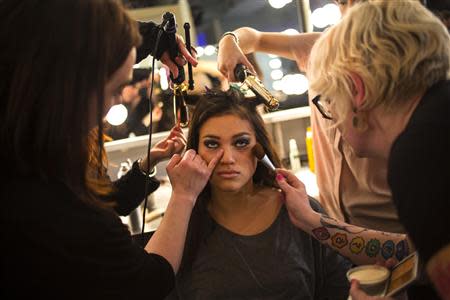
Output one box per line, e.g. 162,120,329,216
235,138,250,148
203,140,219,149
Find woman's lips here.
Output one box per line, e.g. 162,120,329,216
216,170,240,179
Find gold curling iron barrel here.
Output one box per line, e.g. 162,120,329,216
234,64,279,111
173,83,189,128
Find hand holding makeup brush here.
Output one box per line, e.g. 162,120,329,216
275,168,317,230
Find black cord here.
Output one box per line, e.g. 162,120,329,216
140,24,166,245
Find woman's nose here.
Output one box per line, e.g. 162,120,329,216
220,146,235,164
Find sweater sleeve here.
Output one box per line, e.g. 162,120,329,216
3,179,175,299
136,21,169,62
111,160,160,216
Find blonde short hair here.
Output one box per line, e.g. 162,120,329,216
308,0,450,125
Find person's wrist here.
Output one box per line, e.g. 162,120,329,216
217,31,239,53
170,192,196,209
296,210,320,232
137,158,157,177
221,31,239,45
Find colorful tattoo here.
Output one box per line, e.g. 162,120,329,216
312,227,331,240
365,239,381,257
395,239,409,261
320,215,367,234
349,237,365,254
381,240,395,260
331,233,348,249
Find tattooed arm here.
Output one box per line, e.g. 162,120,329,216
276,169,411,266
307,213,408,265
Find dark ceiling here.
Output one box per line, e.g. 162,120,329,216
124,0,332,44
124,0,450,44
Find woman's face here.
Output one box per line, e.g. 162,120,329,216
88,47,136,129
104,47,136,112
198,114,258,192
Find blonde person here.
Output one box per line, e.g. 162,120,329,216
217,0,403,239
216,1,439,298
275,1,449,299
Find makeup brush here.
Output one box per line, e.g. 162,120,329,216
253,143,276,171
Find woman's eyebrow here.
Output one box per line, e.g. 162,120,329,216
201,132,251,139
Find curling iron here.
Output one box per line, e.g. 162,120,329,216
162,12,194,127
234,64,279,111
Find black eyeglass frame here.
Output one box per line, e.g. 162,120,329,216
312,95,333,120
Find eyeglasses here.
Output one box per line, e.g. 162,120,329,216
312,95,333,120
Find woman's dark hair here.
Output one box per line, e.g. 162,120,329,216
0,0,141,206
178,88,282,277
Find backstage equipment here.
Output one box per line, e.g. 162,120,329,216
162,12,195,128
234,64,280,111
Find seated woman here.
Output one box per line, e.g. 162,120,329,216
166,89,351,299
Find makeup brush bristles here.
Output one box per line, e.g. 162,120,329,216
253,143,276,171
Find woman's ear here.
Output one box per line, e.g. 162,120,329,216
350,73,365,110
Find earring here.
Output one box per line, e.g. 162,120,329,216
352,111,368,132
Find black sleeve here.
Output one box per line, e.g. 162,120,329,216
388,120,450,263
136,21,169,62
111,160,160,216
73,215,175,298
4,181,175,299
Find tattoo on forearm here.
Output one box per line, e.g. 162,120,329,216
312,227,331,240
349,237,365,254
315,215,409,261
395,240,409,261
320,215,367,234
331,233,348,249
381,240,395,260
366,239,381,257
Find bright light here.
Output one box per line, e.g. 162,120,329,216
312,4,341,29
280,73,309,95
204,45,216,56
270,69,284,80
272,80,283,91
268,58,282,69
268,54,278,58
323,3,341,26
106,104,128,126
159,68,169,90
268,0,292,9
282,28,299,35
196,46,204,57
311,8,329,29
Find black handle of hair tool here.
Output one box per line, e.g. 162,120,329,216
162,12,192,127
162,12,184,84
184,22,195,91
234,64,279,111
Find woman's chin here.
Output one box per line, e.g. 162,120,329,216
214,182,244,193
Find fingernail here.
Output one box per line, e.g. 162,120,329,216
276,174,284,181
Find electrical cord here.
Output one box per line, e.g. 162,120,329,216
140,21,168,245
